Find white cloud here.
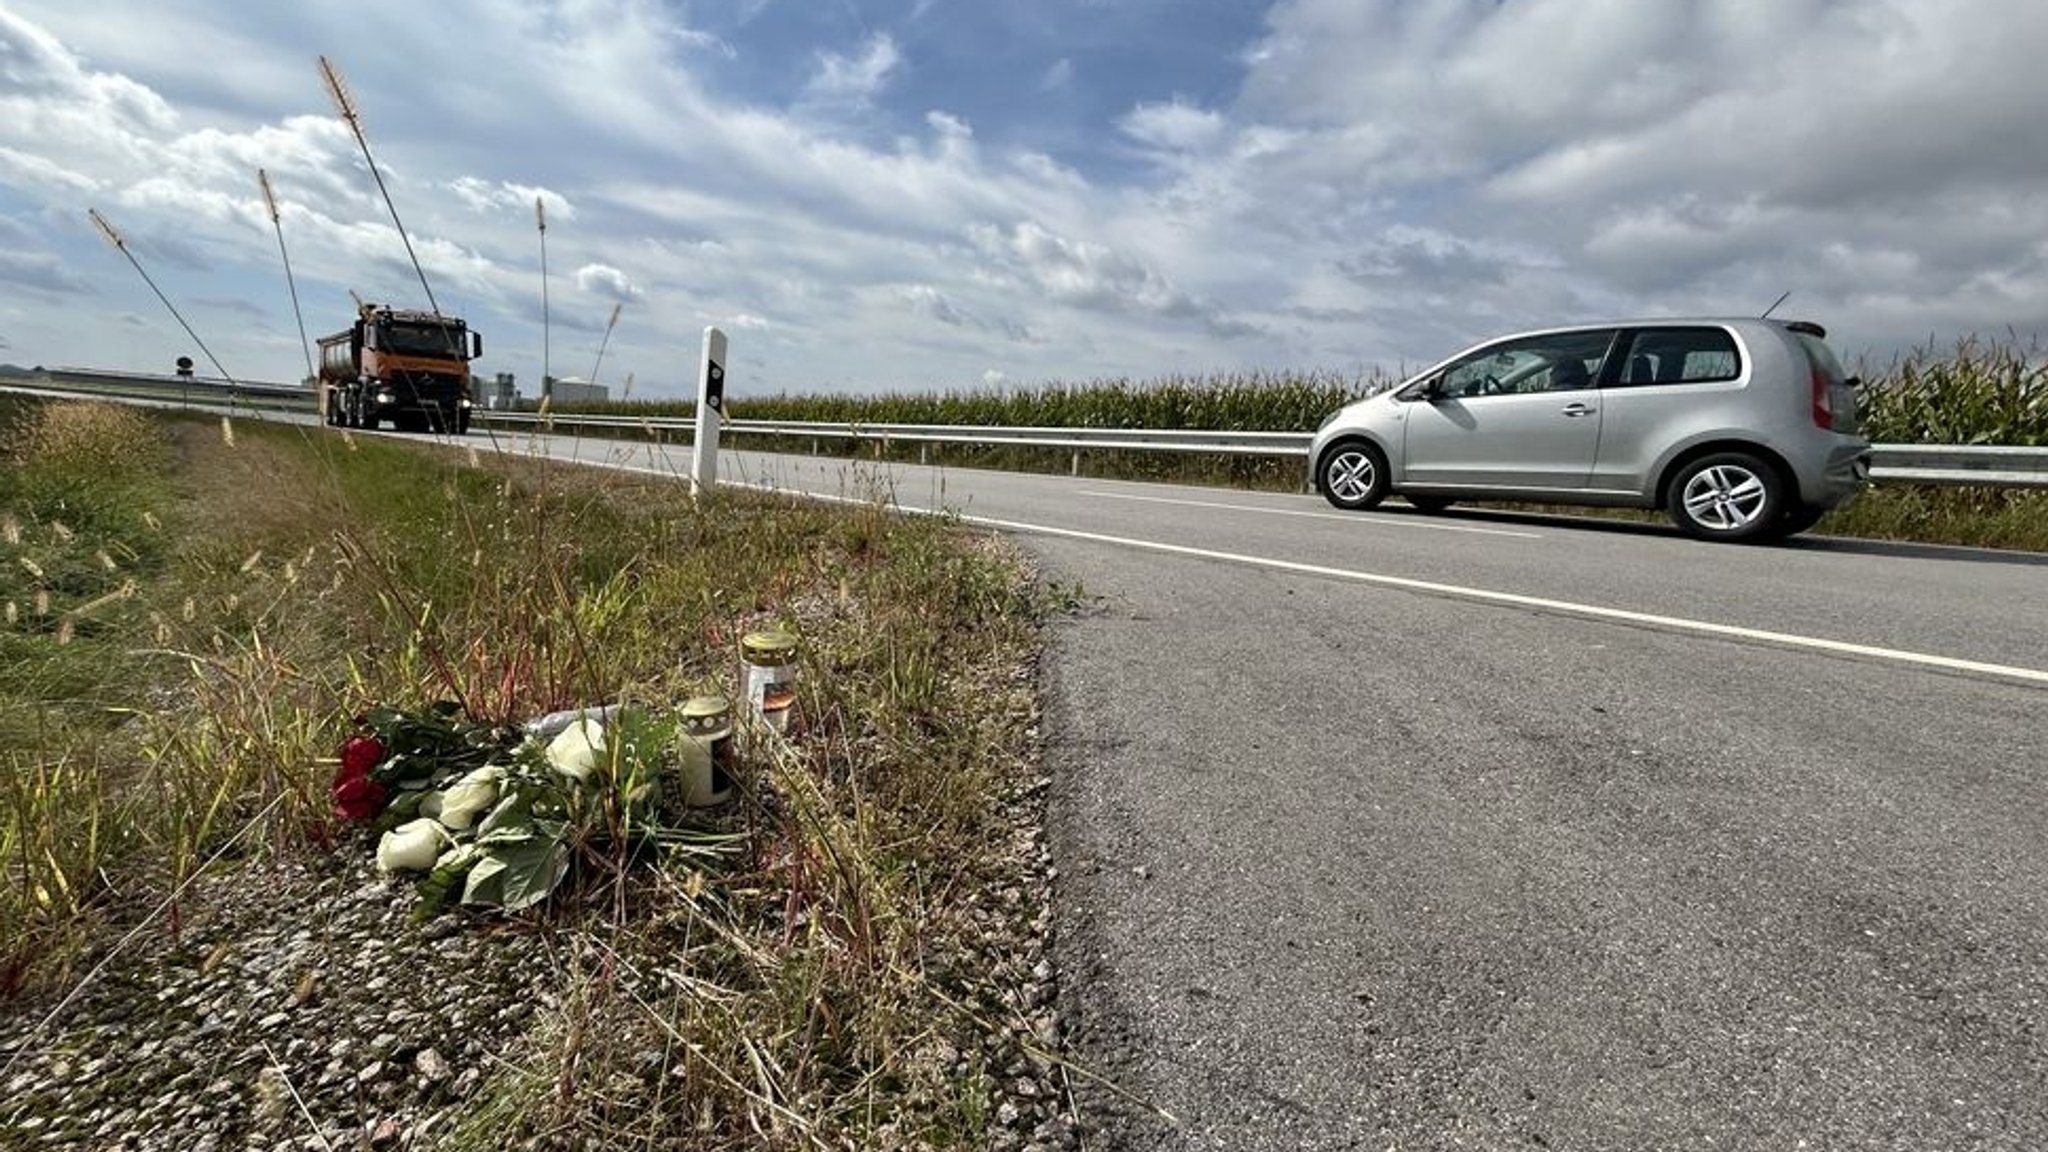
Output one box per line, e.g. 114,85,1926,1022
575,262,641,300
1119,100,1226,153
805,34,901,103
901,284,965,327
451,178,576,224
1,0,2046,393
966,220,1255,337
0,144,97,192
0,249,92,294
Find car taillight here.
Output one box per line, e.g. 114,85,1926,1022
1811,367,1833,430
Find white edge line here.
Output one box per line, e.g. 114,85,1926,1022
719,476,2048,689
1076,489,1544,538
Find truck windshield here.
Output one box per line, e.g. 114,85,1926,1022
377,322,466,358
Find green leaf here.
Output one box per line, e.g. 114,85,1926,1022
474,792,536,843
473,832,570,912
460,853,511,907
412,844,482,923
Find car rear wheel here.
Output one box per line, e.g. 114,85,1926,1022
1318,441,1389,510
1668,452,1784,542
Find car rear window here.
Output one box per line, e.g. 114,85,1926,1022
1615,327,1741,386
1792,332,1847,385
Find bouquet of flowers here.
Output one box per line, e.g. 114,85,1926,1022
330,701,680,918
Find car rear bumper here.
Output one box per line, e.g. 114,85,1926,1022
1809,442,1871,508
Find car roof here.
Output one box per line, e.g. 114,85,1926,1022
1493,316,1814,336
1388,317,1822,388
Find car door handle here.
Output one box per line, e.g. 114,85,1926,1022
1560,403,1597,418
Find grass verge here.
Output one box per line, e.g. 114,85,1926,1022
2,395,1057,1147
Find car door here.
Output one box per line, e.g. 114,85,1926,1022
1399,328,1617,491
1586,325,1746,495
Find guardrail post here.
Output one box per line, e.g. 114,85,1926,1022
1071,450,1082,477
690,327,726,498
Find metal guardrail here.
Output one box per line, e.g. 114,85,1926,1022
480,412,2048,488
483,412,1311,455
7,374,2046,488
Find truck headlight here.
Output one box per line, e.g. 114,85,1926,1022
376,391,395,405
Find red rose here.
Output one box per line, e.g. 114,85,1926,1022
340,735,384,781
332,773,388,822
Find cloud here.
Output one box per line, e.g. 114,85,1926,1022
967,220,1255,337
451,178,576,223
0,144,98,193
574,263,641,300
804,34,901,104
1120,100,1227,153
0,7,177,133
191,296,269,318
901,284,965,327
4,0,2048,391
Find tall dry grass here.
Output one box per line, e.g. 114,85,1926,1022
4,397,1055,1147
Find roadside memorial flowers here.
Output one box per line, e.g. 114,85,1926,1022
328,701,708,919
330,733,387,822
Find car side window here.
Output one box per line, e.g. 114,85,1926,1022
1435,330,1618,399
1614,327,1742,386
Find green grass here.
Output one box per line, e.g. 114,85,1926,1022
2,396,1053,1146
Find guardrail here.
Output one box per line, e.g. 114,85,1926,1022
479,413,2048,488
6,374,2045,488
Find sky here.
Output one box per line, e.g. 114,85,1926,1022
2,0,2046,401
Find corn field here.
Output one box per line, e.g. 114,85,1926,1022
1857,336,2048,446
576,338,2045,448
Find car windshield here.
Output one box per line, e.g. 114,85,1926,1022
376,321,465,357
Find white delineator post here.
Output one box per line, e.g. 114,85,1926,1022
691,326,726,498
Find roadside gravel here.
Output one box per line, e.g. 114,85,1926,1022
2,753,1073,1150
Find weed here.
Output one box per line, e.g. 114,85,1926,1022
4,396,1051,1147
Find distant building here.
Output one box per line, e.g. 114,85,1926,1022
547,377,610,405
489,372,517,410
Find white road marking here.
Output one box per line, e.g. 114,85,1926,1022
1077,489,1544,539
727,476,2048,689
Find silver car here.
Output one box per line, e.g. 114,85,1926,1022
1308,318,1870,541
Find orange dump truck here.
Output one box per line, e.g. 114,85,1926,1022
317,303,480,433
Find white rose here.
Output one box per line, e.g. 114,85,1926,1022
545,717,607,783
438,765,504,831
376,818,448,873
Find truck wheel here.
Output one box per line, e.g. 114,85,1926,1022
455,409,471,435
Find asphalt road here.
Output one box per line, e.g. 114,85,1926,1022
62,407,2048,1149
481,435,2044,1149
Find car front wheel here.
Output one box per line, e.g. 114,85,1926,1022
1318,441,1389,511
1668,452,1784,542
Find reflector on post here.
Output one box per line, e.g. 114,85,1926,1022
691,327,727,497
